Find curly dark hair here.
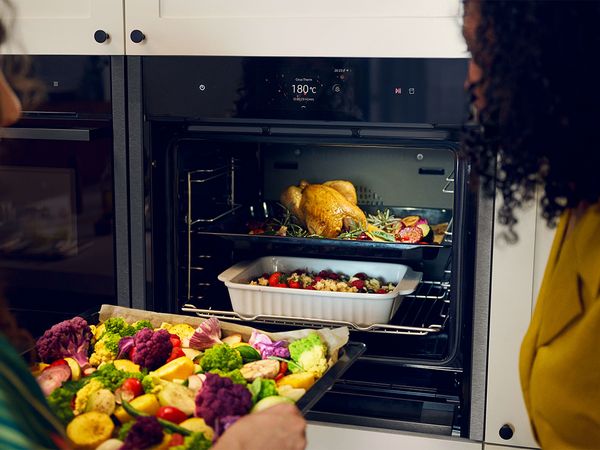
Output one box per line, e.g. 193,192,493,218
461,0,600,235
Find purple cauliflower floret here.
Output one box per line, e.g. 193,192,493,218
119,416,163,450
249,331,290,359
214,415,242,441
131,328,173,370
35,317,93,368
195,373,252,428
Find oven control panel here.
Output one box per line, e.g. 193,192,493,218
144,57,468,125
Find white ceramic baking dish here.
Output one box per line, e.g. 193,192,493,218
218,256,422,326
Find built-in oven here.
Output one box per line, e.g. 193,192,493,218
0,55,129,339
127,56,493,441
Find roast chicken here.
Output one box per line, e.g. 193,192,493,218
280,180,367,238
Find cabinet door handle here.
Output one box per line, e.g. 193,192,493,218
130,30,146,44
94,30,110,44
499,424,515,440
0,127,108,142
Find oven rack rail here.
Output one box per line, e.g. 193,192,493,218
181,280,450,336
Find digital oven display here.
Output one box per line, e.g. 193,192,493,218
263,65,357,118
290,77,320,102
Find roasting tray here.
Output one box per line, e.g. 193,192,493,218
195,204,452,259
27,305,365,415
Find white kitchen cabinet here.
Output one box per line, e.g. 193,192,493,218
125,0,467,57
485,191,554,448
1,0,125,55
307,423,482,450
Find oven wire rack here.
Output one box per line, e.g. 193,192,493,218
181,279,450,336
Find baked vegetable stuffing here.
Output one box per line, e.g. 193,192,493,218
31,315,336,449
249,269,396,294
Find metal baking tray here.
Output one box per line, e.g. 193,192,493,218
194,204,452,260
25,308,366,415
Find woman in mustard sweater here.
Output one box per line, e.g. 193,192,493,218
463,1,600,448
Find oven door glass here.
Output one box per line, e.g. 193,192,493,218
0,124,115,339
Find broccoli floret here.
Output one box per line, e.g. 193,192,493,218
103,317,136,337
132,320,153,332
209,368,246,385
35,317,93,368
200,344,242,372
142,375,163,394
132,328,173,370
118,420,135,441
288,332,328,378
195,373,252,428
46,379,84,425
89,362,144,391
120,416,164,450
170,432,212,450
256,379,278,402
248,378,278,404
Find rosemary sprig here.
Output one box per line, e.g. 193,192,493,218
367,209,401,233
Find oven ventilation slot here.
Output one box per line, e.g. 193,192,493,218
181,279,450,336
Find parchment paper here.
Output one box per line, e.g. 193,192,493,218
98,305,349,367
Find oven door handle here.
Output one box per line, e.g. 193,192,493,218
0,126,109,142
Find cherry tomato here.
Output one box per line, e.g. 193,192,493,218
49,359,68,368
350,279,365,290
269,272,287,287
376,289,388,294
169,434,185,447
157,406,188,424
121,378,143,398
169,334,182,348
288,280,301,289
167,346,186,362
268,272,282,287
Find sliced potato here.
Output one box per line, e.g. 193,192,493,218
114,393,160,423
222,333,242,345
63,358,82,381
66,411,114,450
85,389,116,415
151,356,195,381
179,417,214,440
113,359,140,373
